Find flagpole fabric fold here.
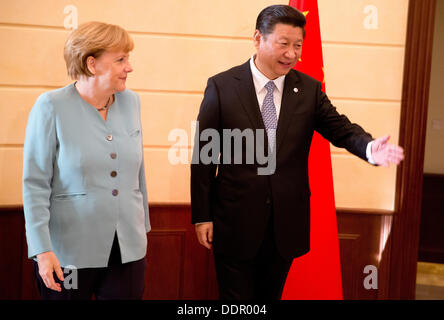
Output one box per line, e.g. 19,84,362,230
281,0,343,300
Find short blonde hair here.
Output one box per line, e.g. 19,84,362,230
64,21,134,79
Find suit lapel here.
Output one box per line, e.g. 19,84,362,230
234,61,265,130
276,70,303,153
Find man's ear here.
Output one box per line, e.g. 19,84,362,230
253,30,262,49
86,56,96,75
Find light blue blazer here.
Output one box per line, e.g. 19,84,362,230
23,83,151,269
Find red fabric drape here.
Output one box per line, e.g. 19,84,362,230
281,0,343,300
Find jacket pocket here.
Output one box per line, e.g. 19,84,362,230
129,129,141,137
52,192,87,201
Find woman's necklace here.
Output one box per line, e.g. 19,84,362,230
96,95,112,112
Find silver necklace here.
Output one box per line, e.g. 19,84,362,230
96,96,111,111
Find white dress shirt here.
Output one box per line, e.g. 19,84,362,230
249,55,286,119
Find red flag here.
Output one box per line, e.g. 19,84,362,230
281,0,343,299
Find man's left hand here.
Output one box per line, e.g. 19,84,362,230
371,135,404,167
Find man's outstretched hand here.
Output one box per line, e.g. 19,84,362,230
371,135,404,167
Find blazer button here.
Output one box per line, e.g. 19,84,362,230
266,197,271,205
106,134,113,141
110,153,117,159
110,171,117,178
112,189,118,196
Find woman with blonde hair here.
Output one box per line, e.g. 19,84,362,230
23,21,150,300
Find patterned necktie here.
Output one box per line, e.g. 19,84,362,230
261,81,277,151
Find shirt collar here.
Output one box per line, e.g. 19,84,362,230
249,55,286,94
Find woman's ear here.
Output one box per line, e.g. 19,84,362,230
86,56,96,75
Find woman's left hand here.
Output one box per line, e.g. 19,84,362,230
36,251,65,292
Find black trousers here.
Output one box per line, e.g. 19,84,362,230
214,212,293,300
33,233,146,300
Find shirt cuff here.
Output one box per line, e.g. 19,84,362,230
366,140,376,165
194,221,212,225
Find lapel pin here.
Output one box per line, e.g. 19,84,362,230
293,87,299,93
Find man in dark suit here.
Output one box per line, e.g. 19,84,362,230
191,5,404,300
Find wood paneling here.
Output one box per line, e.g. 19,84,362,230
0,209,24,299
0,205,391,300
337,208,393,300
144,205,217,300
329,99,401,150
0,148,22,205
391,0,437,299
144,150,190,204
0,27,253,89
318,0,409,45
323,44,405,101
332,156,397,210
0,0,287,37
424,0,444,174
418,174,444,263
144,230,185,299
140,92,201,147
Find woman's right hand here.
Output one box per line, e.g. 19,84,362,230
36,251,65,292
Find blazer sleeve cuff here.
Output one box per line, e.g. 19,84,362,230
26,227,52,259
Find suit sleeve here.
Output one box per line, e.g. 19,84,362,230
314,82,373,161
22,94,56,258
136,93,151,233
191,77,220,224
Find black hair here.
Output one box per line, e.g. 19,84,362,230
256,5,306,37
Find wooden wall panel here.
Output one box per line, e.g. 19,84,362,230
145,205,217,300
144,150,190,204
0,88,42,145
0,27,406,98
0,27,254,90
390,0,436,299
323,44,405,101
337,209,393,300
0,209,24,299
140,92,201,147
1,205,391,300
0,27,69,86
0,148,23,205
20,243,40,300
144,230,185,299
318,0,409,45
338,232,361,298
331,156,397,210
424,0,444,174
128,35,252,92
0,0,286,37
329,100,401,151
418,174,444,263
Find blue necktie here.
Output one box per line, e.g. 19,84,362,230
261,81,277,151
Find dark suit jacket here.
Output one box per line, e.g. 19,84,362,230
191,60,373,261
